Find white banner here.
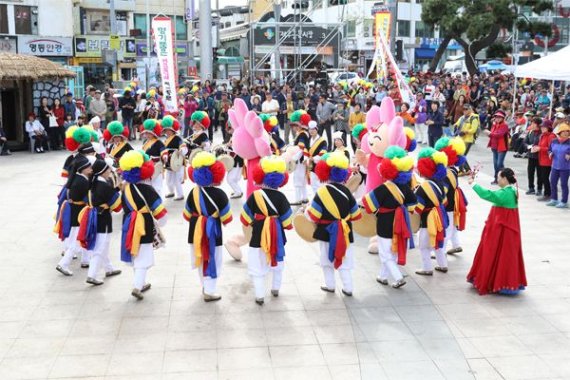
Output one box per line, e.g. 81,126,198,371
151,16,178,113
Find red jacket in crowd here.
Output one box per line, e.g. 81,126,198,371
487,121,509,152
537,131,556,167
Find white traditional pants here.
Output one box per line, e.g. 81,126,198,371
310,172,321,197
151,173,163,199
293,163,307,202
165,168,184,199
415,123,427,144
248,247,284,299
128,243,154,291
377,237,404,282
444,211,461,250
190,245,223,295
227,166,243,196
58,227,88,270
319,242,353,293
418,228,448,271
87,233,116,280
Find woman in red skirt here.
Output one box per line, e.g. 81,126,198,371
467,168,527,295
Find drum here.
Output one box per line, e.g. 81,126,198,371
169,150,185,172
188,148,203,165
292,213,317,243
352,210,376,237
345,172,362,193
410,212,421,233
210,143,228,157
286,160,296,173
218,154,235,172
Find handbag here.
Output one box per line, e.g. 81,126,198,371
49,115,59,127
132,184,166,249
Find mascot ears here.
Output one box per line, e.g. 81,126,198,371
228,98,249,131
388,116,407,148
366,106,382,132
379,96,396,124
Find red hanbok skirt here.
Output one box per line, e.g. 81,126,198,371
466,206,527,295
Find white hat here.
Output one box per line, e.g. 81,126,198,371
332,131,344,142
90,116,101,125
308,120,317,130
555,112,566,119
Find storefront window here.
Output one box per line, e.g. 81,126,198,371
14,6,33,35
82,9,128,36
0,5,8,34
346,20,356,38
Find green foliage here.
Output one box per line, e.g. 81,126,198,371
486,43,513,59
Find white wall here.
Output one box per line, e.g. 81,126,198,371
39,0,74,37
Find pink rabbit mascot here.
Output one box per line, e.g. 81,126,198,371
223,99,301,260
354,97,407,253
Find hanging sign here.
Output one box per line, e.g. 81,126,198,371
151,16,178,113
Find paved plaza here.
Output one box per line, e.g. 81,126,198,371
0,139,569,380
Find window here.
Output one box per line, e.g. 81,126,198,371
415,21,433,38
363,19,373,38
134,14,187,40
83,9,128,35
15,6,32,35
346,20,354,37
397,20,410,38
0,5,8,34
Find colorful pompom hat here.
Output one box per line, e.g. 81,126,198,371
314,151,350,183
379,146,415,185
434,136,467,167
119,150,155,184
191,111,211,129
289,110,312,129
64,125,95,152
161,115,181,133
103,120,129,142
146,89,157,99
259,113,279,133
140,119,163,137
188,151,226,187
417,147,448,181
351,123,367,142
252,155,289,189
403,127,417,152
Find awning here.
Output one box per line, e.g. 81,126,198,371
415,48,435,60
218,56,244,64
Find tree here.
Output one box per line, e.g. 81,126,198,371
422,0,553,75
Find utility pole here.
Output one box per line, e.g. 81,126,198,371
146,0,151,88
273,2,282,83
199,0,213,80
109,0,118,82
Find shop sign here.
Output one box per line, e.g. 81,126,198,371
0,35,17,53
18,36,73,56
135,41,188,57
74,35,136,58
253,25,338,46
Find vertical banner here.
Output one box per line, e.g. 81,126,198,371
151,16,178,113
185,0,195,23
374,11,392,44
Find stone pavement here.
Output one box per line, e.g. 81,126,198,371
0,138,569,380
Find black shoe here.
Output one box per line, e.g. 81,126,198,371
141,283,151,292
105,269,122,277
86,277,104,286
525,189,535,195
341,289,353,297
536,190,542,197
320,286,335,293
255,298,264,305
80,263,89,269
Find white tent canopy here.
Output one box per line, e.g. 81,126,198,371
515,45,570,80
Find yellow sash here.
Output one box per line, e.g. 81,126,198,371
253,190,275,264
125,185,149,257
309,136,326,157
142,138,156,152
317,186,351,254
421,181,444,248
164,134,176,148
191,188,220,267
384,181,406,253
110,141,126,158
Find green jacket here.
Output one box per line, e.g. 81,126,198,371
472,184,518,209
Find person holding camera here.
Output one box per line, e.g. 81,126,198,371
453,104,479,173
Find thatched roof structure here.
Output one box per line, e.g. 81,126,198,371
0,53,76,81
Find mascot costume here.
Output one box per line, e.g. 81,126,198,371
354,97,407,254
223,99,298,260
